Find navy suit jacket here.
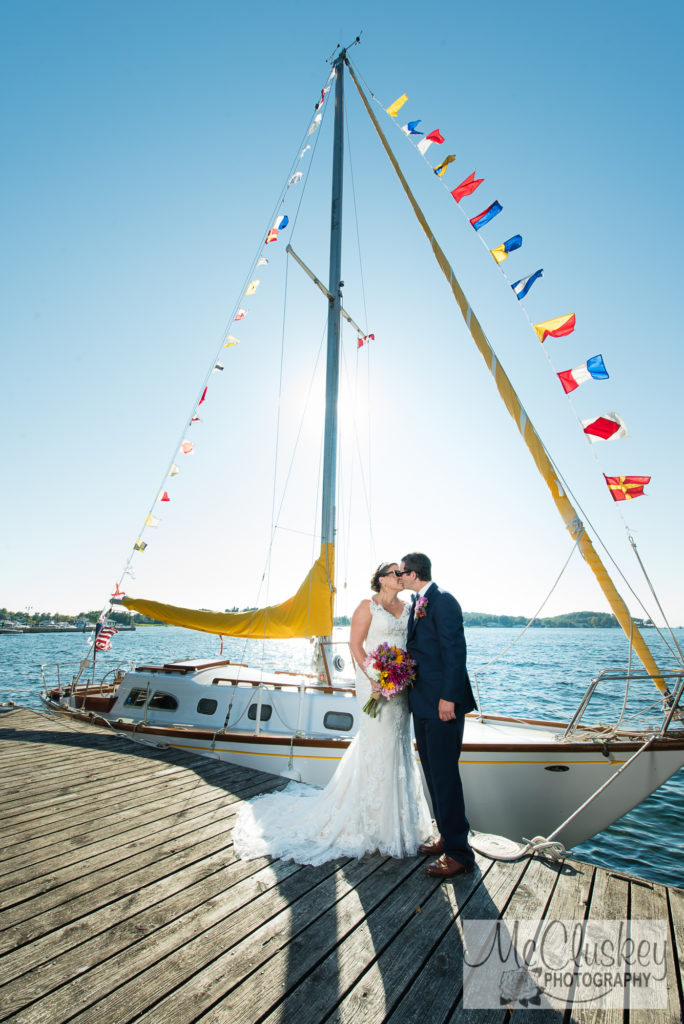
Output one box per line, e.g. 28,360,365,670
406,582,476,720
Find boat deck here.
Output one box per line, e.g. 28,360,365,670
1,706,682,1024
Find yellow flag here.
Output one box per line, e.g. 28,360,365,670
245,280,260,296
490,244,508,264
224,334,240,347
386,94,408,118
433,155,455,178
145,514,160,528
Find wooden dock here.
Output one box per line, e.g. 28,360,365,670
0,706,682,1023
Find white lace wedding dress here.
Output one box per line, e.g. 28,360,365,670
232,600,432,865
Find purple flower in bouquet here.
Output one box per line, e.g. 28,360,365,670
415,595,428,619
362,642,416,717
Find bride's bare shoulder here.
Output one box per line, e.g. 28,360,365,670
352,598,373,619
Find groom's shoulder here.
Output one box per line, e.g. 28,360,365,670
431,584,463,612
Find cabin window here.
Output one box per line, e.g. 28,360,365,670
148,692,178,711
197,698,218,715
324,711,353,731
247,704,272,722
124,688,149,707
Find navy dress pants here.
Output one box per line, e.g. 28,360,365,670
413,712,474,868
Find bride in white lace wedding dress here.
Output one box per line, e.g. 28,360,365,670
232,562,432,865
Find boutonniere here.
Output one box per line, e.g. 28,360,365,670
415,596,428,619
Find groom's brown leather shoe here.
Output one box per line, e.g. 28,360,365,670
418,836,444,856
425,854,474,878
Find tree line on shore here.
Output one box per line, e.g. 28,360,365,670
2,607,655,630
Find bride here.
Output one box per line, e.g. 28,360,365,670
232,562,432,865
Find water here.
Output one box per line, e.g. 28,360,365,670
2,625,683,888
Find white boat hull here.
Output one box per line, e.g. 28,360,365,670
41,657,684,851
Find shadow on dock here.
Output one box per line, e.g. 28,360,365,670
0,707,681,1023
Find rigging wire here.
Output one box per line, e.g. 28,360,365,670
471,535,582,715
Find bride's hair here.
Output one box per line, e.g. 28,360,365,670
370,562,394,593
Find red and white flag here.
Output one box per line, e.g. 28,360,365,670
581,413,628,442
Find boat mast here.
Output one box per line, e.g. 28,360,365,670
318,49,346,646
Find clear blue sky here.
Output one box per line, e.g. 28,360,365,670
2,0,683,628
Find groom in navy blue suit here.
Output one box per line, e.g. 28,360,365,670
400,552,476,877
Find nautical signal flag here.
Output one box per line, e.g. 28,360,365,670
234,309,247,321
111,583,125,597
490,235,522,263
557,355,609,394
145,514,160,528
357,334,375,349
315,85,330,110
401,119,423,136
470,201,502,231
288,172,303,185
417,130,444,156
386,94,408,118
159,491,170,502
257,257,268,266
434,154,456,178
181,440,194,454
266,215,289,244
512,269,543,300
581,413,628,442
245,280,259,296
224,335,240,347
307,113,322,136
168,464,179,477
451,171,484,203
533,314,576,342
199,386,208,405
604,475,651,501
134,539,147,552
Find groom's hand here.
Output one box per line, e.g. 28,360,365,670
438,699,456,721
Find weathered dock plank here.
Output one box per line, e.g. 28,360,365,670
0,706,681,1024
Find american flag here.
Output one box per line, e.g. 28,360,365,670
94,625,118,651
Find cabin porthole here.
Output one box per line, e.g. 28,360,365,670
324,711,354,731
544,765,570,772
248,704,272,722
148,692,178,711
123,688,149,707
197,698,219,715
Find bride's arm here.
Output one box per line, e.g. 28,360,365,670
349,600,374,685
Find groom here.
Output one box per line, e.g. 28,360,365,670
399,552,476,877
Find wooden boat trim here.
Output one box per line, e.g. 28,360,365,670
77,713,684,754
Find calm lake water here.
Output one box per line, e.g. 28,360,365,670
2,624,683,889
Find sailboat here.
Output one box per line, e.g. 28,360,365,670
41,45,684,854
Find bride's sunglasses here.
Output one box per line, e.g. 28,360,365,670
384,569,410,578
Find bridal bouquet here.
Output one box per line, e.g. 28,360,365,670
362,642,416,717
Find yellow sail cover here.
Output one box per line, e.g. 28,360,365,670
122,543,335,638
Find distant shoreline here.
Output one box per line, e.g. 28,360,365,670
334,611,658,629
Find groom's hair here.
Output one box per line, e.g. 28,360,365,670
402,552,432,581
